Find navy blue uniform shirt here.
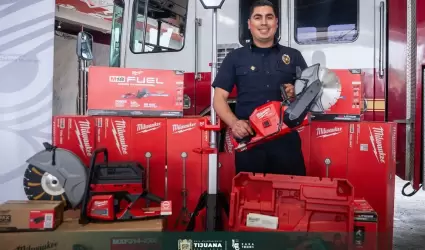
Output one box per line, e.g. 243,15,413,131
212,42,308,120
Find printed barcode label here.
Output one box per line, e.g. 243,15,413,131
44,213,53,229
360,144,368,151
59,118,65,129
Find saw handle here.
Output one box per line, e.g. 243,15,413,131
280,84,291,105
90,148,109,167
80,147,109,225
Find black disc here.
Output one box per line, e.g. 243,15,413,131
23,164,71,209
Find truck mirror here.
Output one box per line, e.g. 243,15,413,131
76,31,93,60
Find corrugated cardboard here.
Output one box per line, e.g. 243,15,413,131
0,210,164,250
0,200,64,232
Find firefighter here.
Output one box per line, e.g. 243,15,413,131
212,0,308,176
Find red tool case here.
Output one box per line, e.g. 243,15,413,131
228,172,355,237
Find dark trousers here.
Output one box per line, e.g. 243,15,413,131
235,131,306,176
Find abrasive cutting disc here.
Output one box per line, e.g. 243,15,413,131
23,165,69,207
295,66,341,113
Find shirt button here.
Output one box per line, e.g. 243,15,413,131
267,85,270,87
267,100,270,102
262,54,265,57
266,71,270,74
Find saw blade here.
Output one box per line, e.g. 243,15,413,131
295,66,341,112
23,164,69,207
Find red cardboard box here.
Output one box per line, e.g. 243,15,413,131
309,121,396,250
87,66,184,117
347,122,396,250
308,122,350,178
165,118,204,231
130,118,167,208
52,115,96,166
311,69,364,121
94,116,132,162
353,199,378,250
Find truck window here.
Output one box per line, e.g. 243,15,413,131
109,0,124,67
130,0,188,53
294,0,359,45
239,0,281,46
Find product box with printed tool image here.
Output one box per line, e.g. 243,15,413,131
130,117,167,209
308,121,350,179
310,69,364,121
0,200,64,232
308,121,396,250
347,122,396,250
87,66,184,117
166,117,204,231
52,115,96,166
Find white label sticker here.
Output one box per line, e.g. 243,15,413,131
360,144,368,152
246,213,278,230
44,213,54,229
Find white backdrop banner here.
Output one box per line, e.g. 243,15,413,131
0,0,55,203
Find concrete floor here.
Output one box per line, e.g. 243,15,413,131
393,177,425,249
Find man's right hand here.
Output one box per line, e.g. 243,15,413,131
231,120,253,139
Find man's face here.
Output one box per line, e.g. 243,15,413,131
248,6,278,43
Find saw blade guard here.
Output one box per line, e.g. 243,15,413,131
26,144,88,208
294,64,341,112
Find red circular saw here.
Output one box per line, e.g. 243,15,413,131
230,63,341,152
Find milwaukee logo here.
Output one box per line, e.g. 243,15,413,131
136,122,161,134
112,119,129,155
94,201,108,207
15,241,58,250
74,120,92,157
316,127,343,138
256,107,271,119
172,122,196,134
109,76,164,85
225,129,234,153
369,126,386,163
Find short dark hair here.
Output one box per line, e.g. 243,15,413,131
249,0,277,18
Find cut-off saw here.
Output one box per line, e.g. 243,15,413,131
23,143,171,223
230,63,341,152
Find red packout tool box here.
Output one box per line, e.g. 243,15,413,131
52,115,96,167
311,69,364,122
228,172,355,242
353,199,378,250
87,66,184,117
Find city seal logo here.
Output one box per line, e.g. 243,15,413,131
282,54,290,65
178,239,192,250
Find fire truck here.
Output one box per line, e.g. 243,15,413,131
95,0,425,193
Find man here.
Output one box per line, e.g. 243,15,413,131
212,0,308,176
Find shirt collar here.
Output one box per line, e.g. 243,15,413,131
248,37,280,51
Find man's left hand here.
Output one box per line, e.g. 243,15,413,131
284,83,295,98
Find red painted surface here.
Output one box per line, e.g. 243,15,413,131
387,0,408,180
